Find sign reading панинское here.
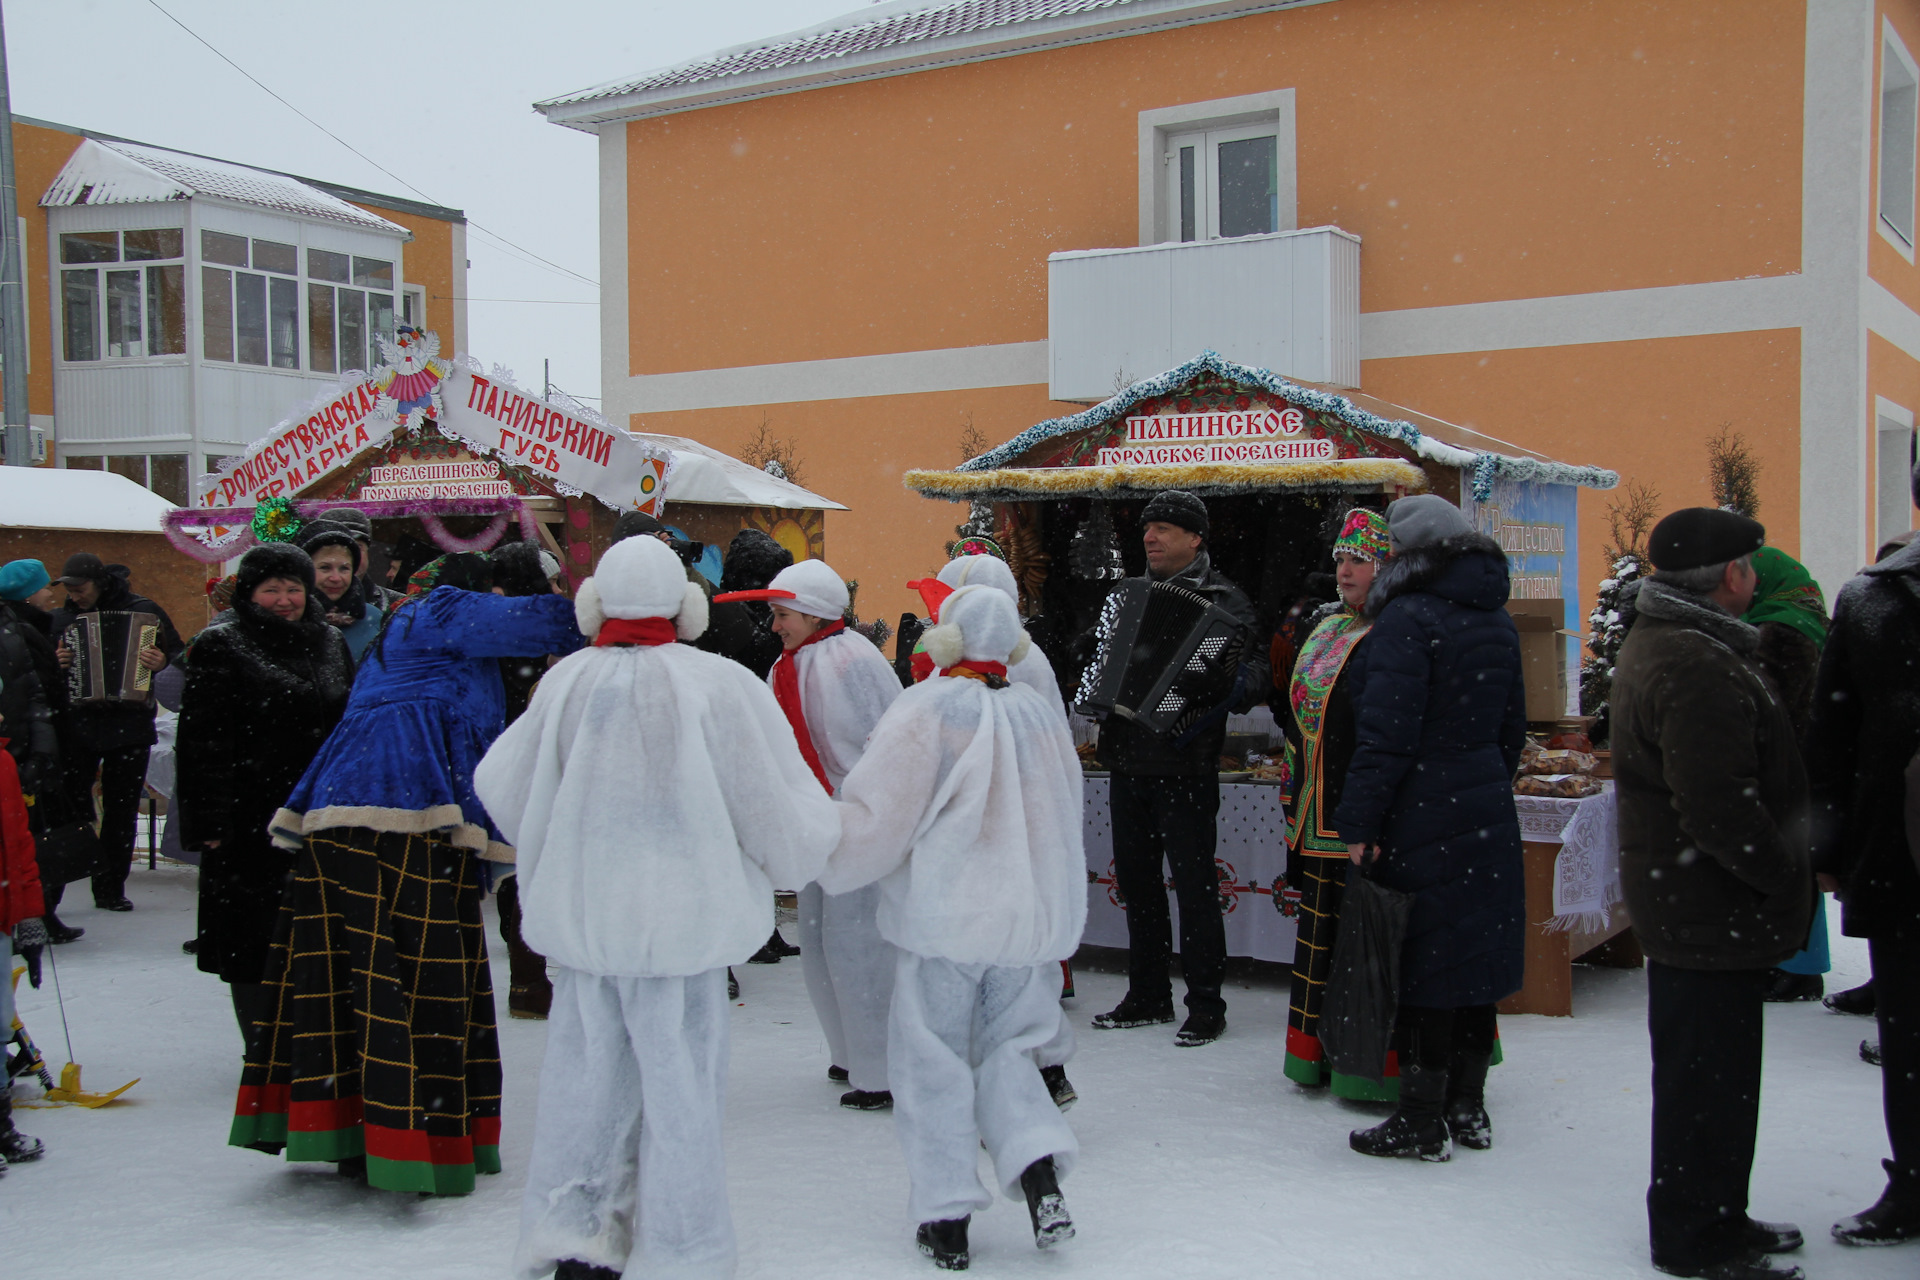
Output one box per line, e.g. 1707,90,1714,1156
1092,408,1335,466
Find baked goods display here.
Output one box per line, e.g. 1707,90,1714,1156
1514,725,1604,798
1514,773,1604,798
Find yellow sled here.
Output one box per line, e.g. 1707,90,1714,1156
10,962,139,1108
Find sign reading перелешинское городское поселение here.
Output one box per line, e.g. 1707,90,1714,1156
1092,408,1336,466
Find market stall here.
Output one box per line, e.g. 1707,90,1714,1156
905,351,1621,1002
159,331,844,581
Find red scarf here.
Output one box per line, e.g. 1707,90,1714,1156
594,616,678,647
772,620,845,793
939,660,1009,685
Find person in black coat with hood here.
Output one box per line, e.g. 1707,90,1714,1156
698,529,792,680
1333,494,1527,1163
49,552,184,914
1808,461,1920,1248
176,544,353,1056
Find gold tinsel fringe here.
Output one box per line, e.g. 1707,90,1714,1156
904,457,1430,502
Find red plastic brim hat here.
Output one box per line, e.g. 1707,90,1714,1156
905,578,955,617
711,588,799,604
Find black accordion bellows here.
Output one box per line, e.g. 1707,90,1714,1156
1074,579,1244,738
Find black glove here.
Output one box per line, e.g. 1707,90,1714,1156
1172,654,1226,699
11,916,47,988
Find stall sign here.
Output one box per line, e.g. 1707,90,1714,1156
356,460,513,502
1093,407,1330,465
1461,477,1581,710
440,369,667,511
196,378,390,508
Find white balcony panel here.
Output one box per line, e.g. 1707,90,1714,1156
52,363,191,442
197,365,341,448
1049,225,1360,402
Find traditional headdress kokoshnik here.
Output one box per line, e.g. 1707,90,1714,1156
1332,508,1390,564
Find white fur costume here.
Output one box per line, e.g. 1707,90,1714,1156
934,555,1063,716
757,559,903,1093
820,587,1088,1225
476,536,840,1280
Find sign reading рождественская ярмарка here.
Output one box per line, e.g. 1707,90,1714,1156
1092,409,1335,465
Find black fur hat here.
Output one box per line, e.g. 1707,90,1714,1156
235,543,316,601
720,529,793,594
492,540,556,598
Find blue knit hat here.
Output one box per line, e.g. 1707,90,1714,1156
0,559,50,602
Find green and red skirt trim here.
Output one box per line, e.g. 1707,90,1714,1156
230,826,503,1196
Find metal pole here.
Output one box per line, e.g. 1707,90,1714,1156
543,357,550,403
0,0,27,467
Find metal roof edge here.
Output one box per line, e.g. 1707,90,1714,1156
534,0,1330,132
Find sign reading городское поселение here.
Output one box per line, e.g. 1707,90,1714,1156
1091,408,1335,466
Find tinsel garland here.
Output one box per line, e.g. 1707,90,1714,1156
906,456,1429,503
163,497,538,564
954,350,1618,500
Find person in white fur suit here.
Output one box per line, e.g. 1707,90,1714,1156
713,558,902,1109
819,584,1088,1272
474,535,841,1280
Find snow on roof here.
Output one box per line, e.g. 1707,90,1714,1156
626,432,848,510
537,0,1317,127
0,467,177,534
41,138,406,236
955,350,1620,500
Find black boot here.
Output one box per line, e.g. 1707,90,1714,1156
1444,1047,1493,1150
827,1065,849,1083
915,1216,970,1270
1174,1009,1226,1047
1020,1155,1075,1249
1834,1161,1920,1245
0,1094,44,1165
43,911,82,944
840,1088,893,1110
1350,1061,1451,1161
498,877,552,1020
727,969,740,1000
1654,1253,1805,1279
1825,980,1877,1016
1862,1039,1884,1066
1090,993,1175,1030
553,1261,622,1280
1761,969,1823,1003
1040,1064,1077,1111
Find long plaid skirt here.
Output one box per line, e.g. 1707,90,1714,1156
228,827,502,1194
1283,853,1400,1100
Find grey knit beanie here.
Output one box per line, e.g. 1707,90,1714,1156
1386,494,1473,552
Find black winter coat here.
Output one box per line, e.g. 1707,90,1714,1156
1612,580,1812,969
1100,552,1271,777
1332,533,1527,1009
177,598,352,984
1808,540,1920,941
51,567,185,753
0,607,56,790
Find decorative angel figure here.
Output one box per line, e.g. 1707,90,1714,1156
374,326,452,430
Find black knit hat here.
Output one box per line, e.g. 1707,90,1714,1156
235,543,316,601
720,529,793,594
1648,507,1766,572
1140,489,1209,539
300,525,363,571
491,540,554,598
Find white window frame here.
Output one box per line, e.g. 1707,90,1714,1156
55,227,189,365
1165,121,1284,243
1138,89,1296,246
402,284,426,330
1880,20,1919,261
1877,396,1916,548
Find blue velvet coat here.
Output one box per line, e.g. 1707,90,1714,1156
274,587,584,856
1332,533,1528,1009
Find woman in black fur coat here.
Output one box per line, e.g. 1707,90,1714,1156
177,543,353,1054
1332,495,1528,1163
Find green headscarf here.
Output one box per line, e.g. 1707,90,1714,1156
1742,546,1827,649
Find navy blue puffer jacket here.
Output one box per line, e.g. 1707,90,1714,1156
1332,532,1527,1009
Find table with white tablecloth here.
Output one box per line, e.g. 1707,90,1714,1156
1079,774,1297,963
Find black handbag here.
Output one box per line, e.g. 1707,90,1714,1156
1320,862,1416,1085
30,790,106,888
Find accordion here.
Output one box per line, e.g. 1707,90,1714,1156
1074,579,1246,738
66,610,161,705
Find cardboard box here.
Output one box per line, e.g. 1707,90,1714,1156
1505,598,1572,722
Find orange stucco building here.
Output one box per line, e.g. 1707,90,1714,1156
539,0,1920,618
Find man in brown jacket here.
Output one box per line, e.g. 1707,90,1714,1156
1612,507,1815,1280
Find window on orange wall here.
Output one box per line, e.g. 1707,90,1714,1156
1166,125,1279,242
1878,406,1915,550
1880,25,1919,250
58,228,185,361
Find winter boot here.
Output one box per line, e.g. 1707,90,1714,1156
0,1094,44,1165
43,911,82,944
747,932,784,964
915,1216,970,1270
727,969,740,1001
1834,1161,1920,1245
497,877,552,1020
1349,1060,1452,1162
1040,1064,1077,1111
1020,1155,1075,1249
827,1065,849,1084
1742,1219,1803,1253
1826,980,1876,1016
1444,1046,1493,1150
840,1088,893,1111
1090,994,1175,1030
769,926,801,958
1762,970,1823,1003
1653,1253,1805,1279
1862,1039,1884,1067
553,1261,622,1280
1174,1010,1225,1047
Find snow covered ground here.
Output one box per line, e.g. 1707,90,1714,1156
2,861,1909,1280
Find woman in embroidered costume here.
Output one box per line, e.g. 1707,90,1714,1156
713,558,902,1109
1281,508,1398,1098
231,549,583,1195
